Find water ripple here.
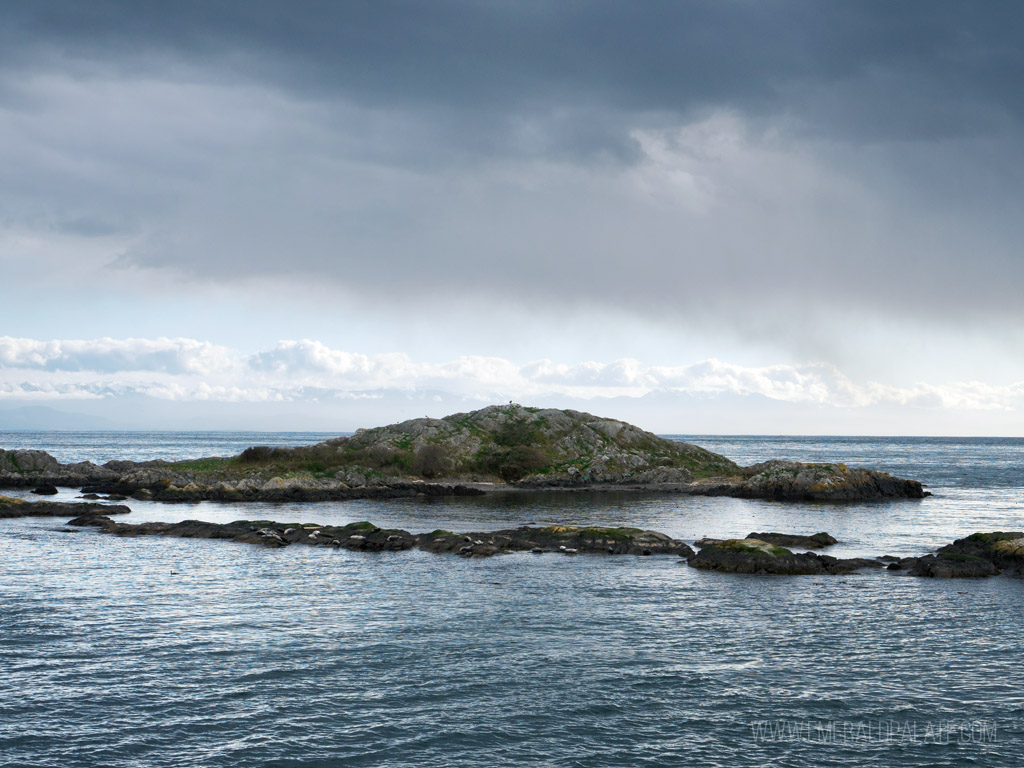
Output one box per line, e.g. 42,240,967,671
1,435,1023,766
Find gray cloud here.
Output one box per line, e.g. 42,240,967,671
5,1,1023,148
2,1,1024,368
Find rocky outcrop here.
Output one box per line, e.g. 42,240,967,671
941,532,1024,576
901,554,1000,578
67,516,693,558
746,531,838,548
0,449,60,474
986,535,1024,575
888,532,1024,578
689,530,1024,578
691,460,927,500
688,538,882,575
0,495,131,519
0,448,120,488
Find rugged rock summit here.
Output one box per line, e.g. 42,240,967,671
323,404,739,484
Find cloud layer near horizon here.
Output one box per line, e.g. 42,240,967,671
1,337,1020,417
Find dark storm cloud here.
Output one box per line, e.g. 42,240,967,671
5,1,1024,148
2,0,1024,359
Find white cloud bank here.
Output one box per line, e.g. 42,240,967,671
0,336,238,375
0,338,1021,423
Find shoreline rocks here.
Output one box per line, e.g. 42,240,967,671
79,479,488,503
0,448,928,503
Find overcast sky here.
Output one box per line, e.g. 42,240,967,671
1,1,1022,434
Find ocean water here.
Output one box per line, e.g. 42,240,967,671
1,432,1022,767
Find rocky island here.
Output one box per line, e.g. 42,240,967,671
0,404,926,503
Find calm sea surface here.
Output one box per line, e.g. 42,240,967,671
1,432,1022,767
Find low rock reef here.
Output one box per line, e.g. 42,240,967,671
58,511,1024,579
0,495,131,519
0,405,928,503
67,515,695,558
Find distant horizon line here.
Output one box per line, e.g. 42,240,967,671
0,429,1021,440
